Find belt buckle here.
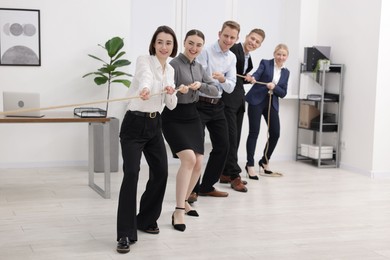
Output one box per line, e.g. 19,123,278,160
149,112,157,118
210,98,215,104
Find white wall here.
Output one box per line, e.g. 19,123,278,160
314,0,382,176
297,0,389,177
373,0,390,177
115,0,303,164
0,0,388,178
0,0,132,167
0,0,301,167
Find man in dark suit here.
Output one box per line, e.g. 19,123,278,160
220,29,265,192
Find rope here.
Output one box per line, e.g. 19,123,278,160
262,91,283,176
264,91,272,165
0,91,167,116
236,74,269,85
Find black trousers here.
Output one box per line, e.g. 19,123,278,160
194,101,229,193
222,104,245,179
246,98,280,166
117,111,168,242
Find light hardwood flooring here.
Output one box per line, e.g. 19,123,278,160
1,161,390,259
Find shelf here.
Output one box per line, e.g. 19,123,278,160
298,126,338,132
329,64,343,73
301,64,343,74
296,156,338,168
301,93,340,102
296,63,344,168
300,99,339,103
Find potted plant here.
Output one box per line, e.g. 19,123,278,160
83,36,132,115
83,37,132,172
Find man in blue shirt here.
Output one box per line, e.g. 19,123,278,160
192,20,245,198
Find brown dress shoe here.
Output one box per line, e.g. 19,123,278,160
198,189,229,197
231,177,248,192
220,174,248,185
219,174,231,183
187,192,198,203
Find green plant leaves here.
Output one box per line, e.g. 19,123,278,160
112,79,131,88
113,59,131,67
83,36,132,113
105,37,124,58
94,77,108,85
84,36,132,87
113,51,126,61
87,54,107,64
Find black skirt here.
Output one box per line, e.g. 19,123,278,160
161,103,204,158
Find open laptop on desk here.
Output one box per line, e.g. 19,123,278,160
2,91,45,117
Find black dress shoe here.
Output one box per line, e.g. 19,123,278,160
116,237,130,253
140,224,160,234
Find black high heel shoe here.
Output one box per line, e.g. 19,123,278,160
259,161,283,177
172,207,186,232
185,200,199,217
245,165,259,180
259,162,273,174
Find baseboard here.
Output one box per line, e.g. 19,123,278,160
339,162,390,179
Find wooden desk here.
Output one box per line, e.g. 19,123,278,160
0,111,112,199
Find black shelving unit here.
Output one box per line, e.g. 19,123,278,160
296,63,344,167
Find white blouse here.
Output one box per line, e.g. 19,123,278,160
272,61,285,85
126,55,177,113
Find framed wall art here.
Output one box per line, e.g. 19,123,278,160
0,8,41,66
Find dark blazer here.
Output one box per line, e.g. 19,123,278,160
221,43,253,109
245,59,289,111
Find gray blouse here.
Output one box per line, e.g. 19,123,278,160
170,53,218,104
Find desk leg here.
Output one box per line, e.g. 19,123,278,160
88,122,111,199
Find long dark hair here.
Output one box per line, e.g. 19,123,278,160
148,25,178,57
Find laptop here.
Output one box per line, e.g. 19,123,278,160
2,91,45,117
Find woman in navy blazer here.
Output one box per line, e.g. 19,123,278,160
245,44,289,176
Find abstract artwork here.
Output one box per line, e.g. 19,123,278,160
0,8,41,66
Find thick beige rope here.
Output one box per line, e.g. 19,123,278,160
0,92,165,116
236,74,269,85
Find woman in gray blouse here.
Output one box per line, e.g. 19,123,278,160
161,29,218,232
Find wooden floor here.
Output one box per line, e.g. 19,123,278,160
1,161,390,259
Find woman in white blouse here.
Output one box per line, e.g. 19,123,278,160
116,25,178,254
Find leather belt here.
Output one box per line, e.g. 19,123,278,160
130,110,158,118
198,96,220,105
